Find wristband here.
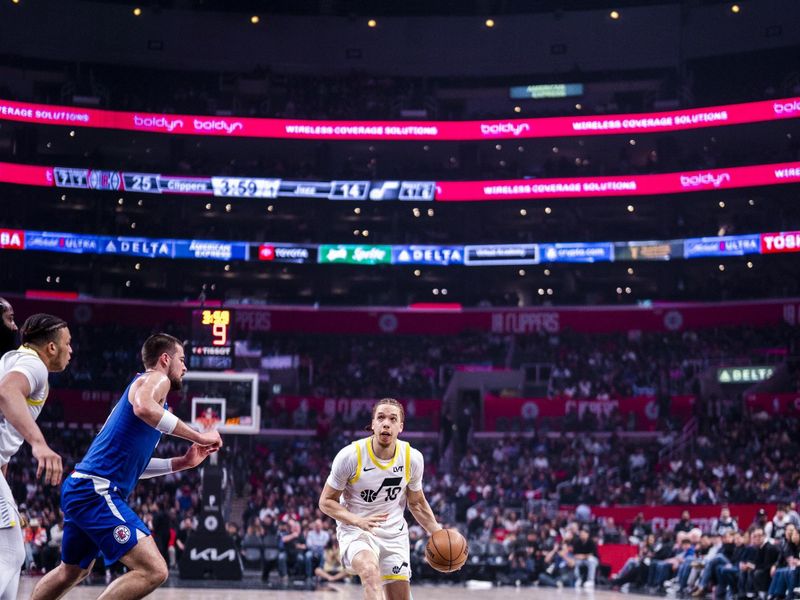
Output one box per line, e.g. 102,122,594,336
156,409,179,434
140,457,174,479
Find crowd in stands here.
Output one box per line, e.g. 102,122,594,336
6,403,800,590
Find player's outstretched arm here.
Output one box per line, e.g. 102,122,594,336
0,372,62,485
318,483,388,532
407,488,442,536
139,443,217,480
131,372,222,449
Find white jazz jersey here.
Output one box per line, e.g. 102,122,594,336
0,346,49,528
326,436,424,539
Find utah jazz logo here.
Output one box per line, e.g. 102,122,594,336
392,561,409,574
360,477,403,503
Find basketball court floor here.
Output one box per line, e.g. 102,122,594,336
18,576,648,599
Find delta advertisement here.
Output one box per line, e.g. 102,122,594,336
392,246,464,266
1,96,798,140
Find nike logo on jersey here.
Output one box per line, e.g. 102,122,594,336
399,523,405,531
363,466,375,472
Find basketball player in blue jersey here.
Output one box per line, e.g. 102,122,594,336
31,333,222,600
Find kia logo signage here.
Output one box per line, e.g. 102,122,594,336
189,548,237,562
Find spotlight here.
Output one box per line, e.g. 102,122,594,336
367,19,377,27
610,10,620,19
250,15,260,24
133,7,142,16
485,18,495,28
731,4,740,13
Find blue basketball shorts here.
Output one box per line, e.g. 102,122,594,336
60,472,151,568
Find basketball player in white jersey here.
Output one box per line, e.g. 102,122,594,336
319,398,441,600
0,314,71,600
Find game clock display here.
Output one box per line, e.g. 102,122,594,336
190,309,234,369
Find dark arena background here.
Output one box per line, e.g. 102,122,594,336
1,0,800,598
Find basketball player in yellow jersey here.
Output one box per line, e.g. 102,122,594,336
319,398,441,600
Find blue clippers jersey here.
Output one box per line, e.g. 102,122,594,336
75,374,163,497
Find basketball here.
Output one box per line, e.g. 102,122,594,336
425,528,469,573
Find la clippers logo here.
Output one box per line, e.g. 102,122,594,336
480,122,531,137
679,172,731,188
113,525,131,544
774,100,800,115
193,119,244,134
133,115,184,132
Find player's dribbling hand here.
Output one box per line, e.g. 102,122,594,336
32,441,62,486
197,429,223,451
355,513,388,532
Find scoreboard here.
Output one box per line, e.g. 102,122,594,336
51,167,435,201
190,309,234,370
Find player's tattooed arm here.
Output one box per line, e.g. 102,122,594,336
406,488,442,535
318,483,388,532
